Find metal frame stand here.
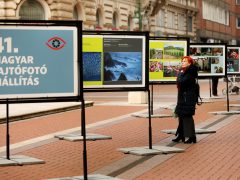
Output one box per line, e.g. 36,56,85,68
0,99,45,166
132,84,172,118
118,89,184,156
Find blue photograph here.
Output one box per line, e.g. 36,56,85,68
104,52,142,83
83,52,101,81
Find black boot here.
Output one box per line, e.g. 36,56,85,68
172,135,185,143
184,136,197,144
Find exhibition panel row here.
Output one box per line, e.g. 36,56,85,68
83,36,240,85
0,23,239,100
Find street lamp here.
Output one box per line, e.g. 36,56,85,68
133,0,142,30
133,0,150,31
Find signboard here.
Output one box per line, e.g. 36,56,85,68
189,44,226,76
149,39,188,82
83,34,146,89
0,26,78,99
227,46,240,74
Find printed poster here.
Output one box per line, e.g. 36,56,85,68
0,26,78,99
227,47,240,74
83,35,146,88
149,40,187,82
189,44,226,76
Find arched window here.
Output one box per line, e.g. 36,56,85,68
128,16,132,31
96,9,101,26
19,0,45,20
73,6,78,20
113,12,118,28
73,3,84,21
95,8,104,30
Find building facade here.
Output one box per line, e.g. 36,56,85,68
150,0,198,41
0,0,239,44
149,0,240,44
196,0,239,45
0,0,138,31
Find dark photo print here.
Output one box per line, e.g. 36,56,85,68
103,52,142,83
149,61,163,72
190,45,226,76
227,48,239,59
163,61,181,77
227,48,239,73
163,45,184,59
227,60,239,72
194,57,211,73
212,65,223,73
150,48,163,59
212,48,223,56
190,47,201,56
83,52,101,81
190,47,223,56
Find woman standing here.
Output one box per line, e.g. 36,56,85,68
173,56,198,144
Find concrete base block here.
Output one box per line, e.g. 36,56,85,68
0,157,18,166
0,155,45,166
47,174,122,180
209,110,240,115
201,99,214,103
131,113,172,118
161,128,216,134
210,96,225,99
229,104,240,107
128,92,147,104
159,104,176,110
118,145,184,156
55,133,112,141
203,96,225,100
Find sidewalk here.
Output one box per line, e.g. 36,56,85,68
0,101,94,122
0,82,240,179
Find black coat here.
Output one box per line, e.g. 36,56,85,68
175,64,198,116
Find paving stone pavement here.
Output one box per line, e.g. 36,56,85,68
0,81,240,180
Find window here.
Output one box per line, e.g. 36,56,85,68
128,16,132,31
73,3,84,21
113,12,119,29
177,0,183,4
202,0,229,25
188,0,195,7
178,14,185,31
157,9,165,27
96,9,101,26
167,11,175,29
237,0,240,5
225,10,229,25
237,17,240,28
73,6,78,20
187,16,193,32
19,0,44,20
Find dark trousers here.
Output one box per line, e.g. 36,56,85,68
176,116,196,138
212,77,219,96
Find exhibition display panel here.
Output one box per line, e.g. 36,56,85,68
227,46,240,74
189,44,226,77
149,37,189,82
0,24,80,100
83,31,149,91
0,20,84,175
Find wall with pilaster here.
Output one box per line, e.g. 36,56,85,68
0,0,136,30
50,0,73,20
